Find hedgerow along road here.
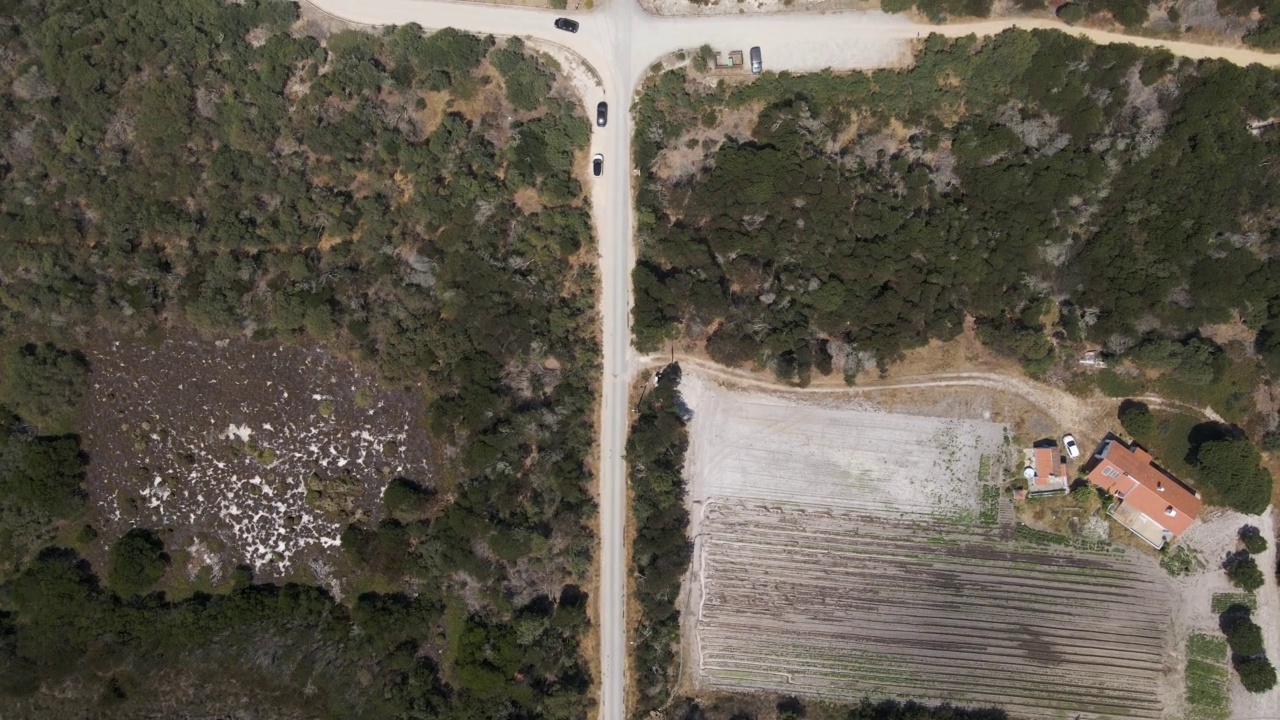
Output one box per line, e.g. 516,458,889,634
301,0,1280,717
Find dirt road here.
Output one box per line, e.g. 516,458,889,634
642,353,1223,429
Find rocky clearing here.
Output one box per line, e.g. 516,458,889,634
81,335,433,584
677,367,1277,720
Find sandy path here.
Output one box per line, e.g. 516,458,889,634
642,353,1223,430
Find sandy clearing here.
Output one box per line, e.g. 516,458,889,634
1170,507,1280,718
680,370,1007,526
641,0,878,16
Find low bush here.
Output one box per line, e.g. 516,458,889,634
1119,400,1155,440
1224,553,1265,592
1057,2,1087,23
1235,655,1278,693
1238,525,1268,554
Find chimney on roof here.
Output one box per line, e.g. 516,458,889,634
1157,481,1164,492
1165,506,1176,516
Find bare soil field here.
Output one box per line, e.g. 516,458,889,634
680,370,1176,719
81,334,433,581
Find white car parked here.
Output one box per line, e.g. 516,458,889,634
1063,434,1081,459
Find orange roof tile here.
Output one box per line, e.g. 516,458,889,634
1033,447,1063,487
1087,439,1201,537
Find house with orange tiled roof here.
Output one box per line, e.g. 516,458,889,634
1022,445,1069,496
1087,437,1202,548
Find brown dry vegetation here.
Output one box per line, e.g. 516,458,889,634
79,331,433,586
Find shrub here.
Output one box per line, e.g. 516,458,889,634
383,477,435,519
1057,2,1087,23
706,327,759,367
1,343,90,431
1238,525,1268,555
1262,430,1280,452
0,433,87,518
1119,400,1155,440
1220,607,1266,657
1095,369,1142,398
1235,656,1278,693
1224,553,1265,592
107,529,169,597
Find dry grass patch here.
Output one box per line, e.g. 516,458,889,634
81,333,434,583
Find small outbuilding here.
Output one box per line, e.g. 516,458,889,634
1022,445,1069,496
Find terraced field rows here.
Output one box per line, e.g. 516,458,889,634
692,502,1170,719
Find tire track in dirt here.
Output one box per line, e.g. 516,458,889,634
640,353,1224,429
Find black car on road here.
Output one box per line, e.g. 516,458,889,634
554,18,579,32
592,154,603,177
596,102,608,127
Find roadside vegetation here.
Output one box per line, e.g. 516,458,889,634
628,364,692,718
0,0,598,716
633,29,1276,508
878,0,1280,53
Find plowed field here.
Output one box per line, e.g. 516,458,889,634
681,373,1172,720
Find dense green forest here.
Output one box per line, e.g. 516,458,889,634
633,31,1280,482
0,0,599,717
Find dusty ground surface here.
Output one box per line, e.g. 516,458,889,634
647,326,1223,458
1168,507,1280,719
80,334,432,583
678,369,1176,719
641,0,876,16
638,0,1258,49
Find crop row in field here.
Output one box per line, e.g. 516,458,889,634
691,501,1170,720
1183,634,1230,720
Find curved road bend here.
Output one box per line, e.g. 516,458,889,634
302,1,1280,718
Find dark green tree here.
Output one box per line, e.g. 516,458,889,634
1235,656,1278,693
0,435,87,518
1119,401,1155,440
1195,438,1274,515
1224,553,1265,592
1239,525,1268,554
106,529,169,597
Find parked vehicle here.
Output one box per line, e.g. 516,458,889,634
750,46,762,74
1063,434,1080,459
596,101,608,127
592,154,603,177
554,17,579,33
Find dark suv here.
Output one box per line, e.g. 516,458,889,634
596,102,608,127
554,18,579,33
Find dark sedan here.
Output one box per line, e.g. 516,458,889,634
554,17,579,33
596,102,608,127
